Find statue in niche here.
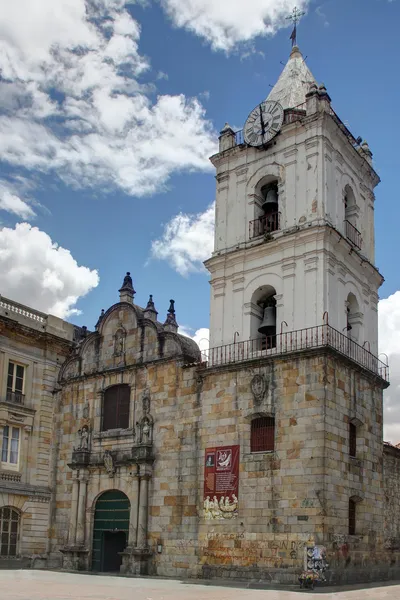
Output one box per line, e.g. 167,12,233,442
104,450,115,477
114,329,125,357
142,392,150,416
76,425,90,451
82,402,90,420
74,425,90,451
137,415,153,445
142,418,151,442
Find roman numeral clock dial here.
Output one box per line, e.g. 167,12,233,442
243,101,284,147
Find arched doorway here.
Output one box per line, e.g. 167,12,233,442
92,490,130,573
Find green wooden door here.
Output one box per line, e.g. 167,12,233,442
92,490,130,572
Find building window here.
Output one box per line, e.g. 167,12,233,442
251,417,275,453
102,385,130,431
348,499,356,535
1,426,20,468
7,362,25,403
349,423,357,458
0,507,20,557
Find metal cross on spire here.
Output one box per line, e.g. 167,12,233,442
286,6,306,47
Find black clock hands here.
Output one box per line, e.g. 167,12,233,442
259,104,265,137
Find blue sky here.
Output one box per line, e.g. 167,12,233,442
0,0,399,342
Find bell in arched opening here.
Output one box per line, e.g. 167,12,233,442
258,297,277,337
261,184,278,215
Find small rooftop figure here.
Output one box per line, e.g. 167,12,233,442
119,272,135,303
120,272,134,290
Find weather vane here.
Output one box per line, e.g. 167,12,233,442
287,6,306,47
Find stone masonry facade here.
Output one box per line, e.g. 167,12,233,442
0,284,400,584
30,279,395,586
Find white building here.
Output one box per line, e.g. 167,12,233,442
206,46,381,359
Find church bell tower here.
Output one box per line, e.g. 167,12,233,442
205,45,382,356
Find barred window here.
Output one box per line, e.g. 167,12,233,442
349,423,357,458
349,499,356,535
0,507,20,557
102,385,130,431
251,417,275,453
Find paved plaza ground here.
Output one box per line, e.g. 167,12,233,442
1,571,400,600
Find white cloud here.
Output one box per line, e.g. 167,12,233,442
0,181,35,219
0,223,99,318
0,0,216,205
379,291,400,444
160,0,309,51
151,202,215,275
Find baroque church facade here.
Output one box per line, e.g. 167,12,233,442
1,45,400,585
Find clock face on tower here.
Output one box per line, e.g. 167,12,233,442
243,101,284,147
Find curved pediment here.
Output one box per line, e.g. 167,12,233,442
59,300,201,379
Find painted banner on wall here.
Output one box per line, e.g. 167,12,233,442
203,445,239,520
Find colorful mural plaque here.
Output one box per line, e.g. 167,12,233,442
203,445,239,520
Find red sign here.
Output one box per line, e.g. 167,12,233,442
203,445,239,520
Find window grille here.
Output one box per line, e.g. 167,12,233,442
251,417,275,452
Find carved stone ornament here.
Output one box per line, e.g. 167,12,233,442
82,402,90,420
137,415,154,445
9,413,25,423
114,324,126,357
142,391,150,416
251,374,267,404
104,450,115,477
76,425,90,451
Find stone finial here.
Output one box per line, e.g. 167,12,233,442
219,123,236,153
164,299,178,332
361,140,373,165
306,82,318,96
305,82,319,115
119,271,135,304
144,294,158,322
95,308,105,330
305,82,331,114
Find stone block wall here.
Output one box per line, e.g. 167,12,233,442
383,444,400,548
50,296,396,585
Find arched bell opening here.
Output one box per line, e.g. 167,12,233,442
344,184,357,225
345,292,362,343
260,182,279,233
250,176,281,239
251,286,277,350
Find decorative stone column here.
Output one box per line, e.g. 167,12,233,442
120,468,141,575
129,471,140,547
68,477,80,545
76,476,88,545
137,464,151,548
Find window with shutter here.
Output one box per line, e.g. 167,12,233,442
251,417,275,452
349,423,357,458
102,385,130,431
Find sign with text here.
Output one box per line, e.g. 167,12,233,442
203,445,239,520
